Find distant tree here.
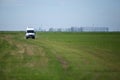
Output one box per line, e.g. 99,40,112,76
57,28,62,32
49,28,54,32
106,27,109,32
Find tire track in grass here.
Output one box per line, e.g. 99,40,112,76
35,39,97,80
9,34,65,80
50,49,69,70
26,39,70,80
14,39,49,69
1,34,53,80
40,39,120,73
36,39,70,69
1,32,120,80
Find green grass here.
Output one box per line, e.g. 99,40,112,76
0,31,120,80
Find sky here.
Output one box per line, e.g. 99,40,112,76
0,0,120,31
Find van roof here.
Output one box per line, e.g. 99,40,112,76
26,27,34,30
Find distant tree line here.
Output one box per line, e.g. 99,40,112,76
48,27,109,32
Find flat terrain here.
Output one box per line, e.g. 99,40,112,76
0,32,120,80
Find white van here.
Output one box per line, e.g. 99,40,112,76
25,27,35,39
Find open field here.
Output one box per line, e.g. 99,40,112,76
0,32,120,80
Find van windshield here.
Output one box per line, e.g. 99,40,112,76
27,30,34,33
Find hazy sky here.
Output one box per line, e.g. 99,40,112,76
0,0,120,30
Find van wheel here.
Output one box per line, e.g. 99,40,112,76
26,37,28,39
32,37,35,39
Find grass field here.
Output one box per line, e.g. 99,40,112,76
0,32,120,80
